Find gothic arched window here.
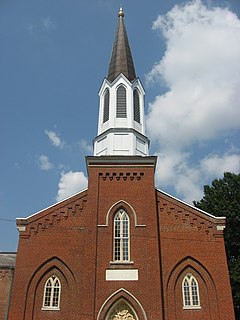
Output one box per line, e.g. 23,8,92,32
114,209,130,262
182,274,200,308
107,299,137,320
103,89,110,123
116,85,127,118
133,89,140,123
43,275,61,309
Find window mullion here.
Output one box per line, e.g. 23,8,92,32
189,279,193,306
50,282,54,307
120,216,123,261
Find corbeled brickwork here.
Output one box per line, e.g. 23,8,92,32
157,192,225,237
99,172,144,181
17,191,87,239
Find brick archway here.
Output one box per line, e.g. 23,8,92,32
97,288,147,320
166,256,219,320
23,256,76,320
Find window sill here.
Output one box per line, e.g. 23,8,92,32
110,261,134,265
42,307,60,311
183,306,201,310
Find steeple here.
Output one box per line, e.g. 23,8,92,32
107,7,136,83
93,8,149,157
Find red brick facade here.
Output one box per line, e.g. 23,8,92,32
0,254,15,320
8,156,235,319
0,269,13,319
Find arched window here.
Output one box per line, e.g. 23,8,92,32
103,89,110,123
116,85,127,118
43,275,61,309
133,89,140,123
182,274,200,308
114,209,130,262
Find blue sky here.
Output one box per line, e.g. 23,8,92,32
1,0,240,251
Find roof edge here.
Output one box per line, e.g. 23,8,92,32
156,188,226,221
16,188,88,222
86,155,157,175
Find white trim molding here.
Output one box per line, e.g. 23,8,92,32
97,200,146,227
97,288,147,320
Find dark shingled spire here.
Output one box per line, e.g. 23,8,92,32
107,7,136,82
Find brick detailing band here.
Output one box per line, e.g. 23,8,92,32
19,197,87,239
0,270,14,279
99,172,144,181
157,196,223,238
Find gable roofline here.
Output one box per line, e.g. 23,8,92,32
16,188,88,221
98,74,144,97
0,252,17,268
156,188,226,220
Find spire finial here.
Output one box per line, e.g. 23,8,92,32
118,6,124,17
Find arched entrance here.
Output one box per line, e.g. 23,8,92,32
97,288,147,320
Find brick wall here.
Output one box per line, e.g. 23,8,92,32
0,268,14,320
8,156,235,320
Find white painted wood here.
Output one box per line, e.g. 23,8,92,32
94,74,149,156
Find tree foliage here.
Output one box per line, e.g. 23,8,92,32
194,172,240,319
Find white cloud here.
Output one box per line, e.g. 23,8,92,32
147,0,240,203
200,153,240,176
45,130,64,149
155,150,240,204
25,17,55,35
38,155,54,171
56,171,88,202
41,17,55,31
79,139,93,154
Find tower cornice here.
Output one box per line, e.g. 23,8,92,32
86,156,157,174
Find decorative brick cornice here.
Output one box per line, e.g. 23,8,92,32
17,195,87,239
159,203,215,236
99,172,144,181
0,269,14,279
157,192,225,238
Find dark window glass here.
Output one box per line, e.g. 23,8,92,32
116,86,127,118
103,89,110,123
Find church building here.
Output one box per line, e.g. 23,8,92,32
7,8,234,320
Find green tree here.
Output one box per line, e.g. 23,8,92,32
194,172,240,319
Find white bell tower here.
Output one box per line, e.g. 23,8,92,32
93,7,149,156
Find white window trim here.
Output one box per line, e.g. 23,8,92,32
113,209,130,262
182,274,201,309
42,275,61,311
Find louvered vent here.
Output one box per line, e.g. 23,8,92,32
103,89,110,123
116,86,127,118
133,89,140,123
